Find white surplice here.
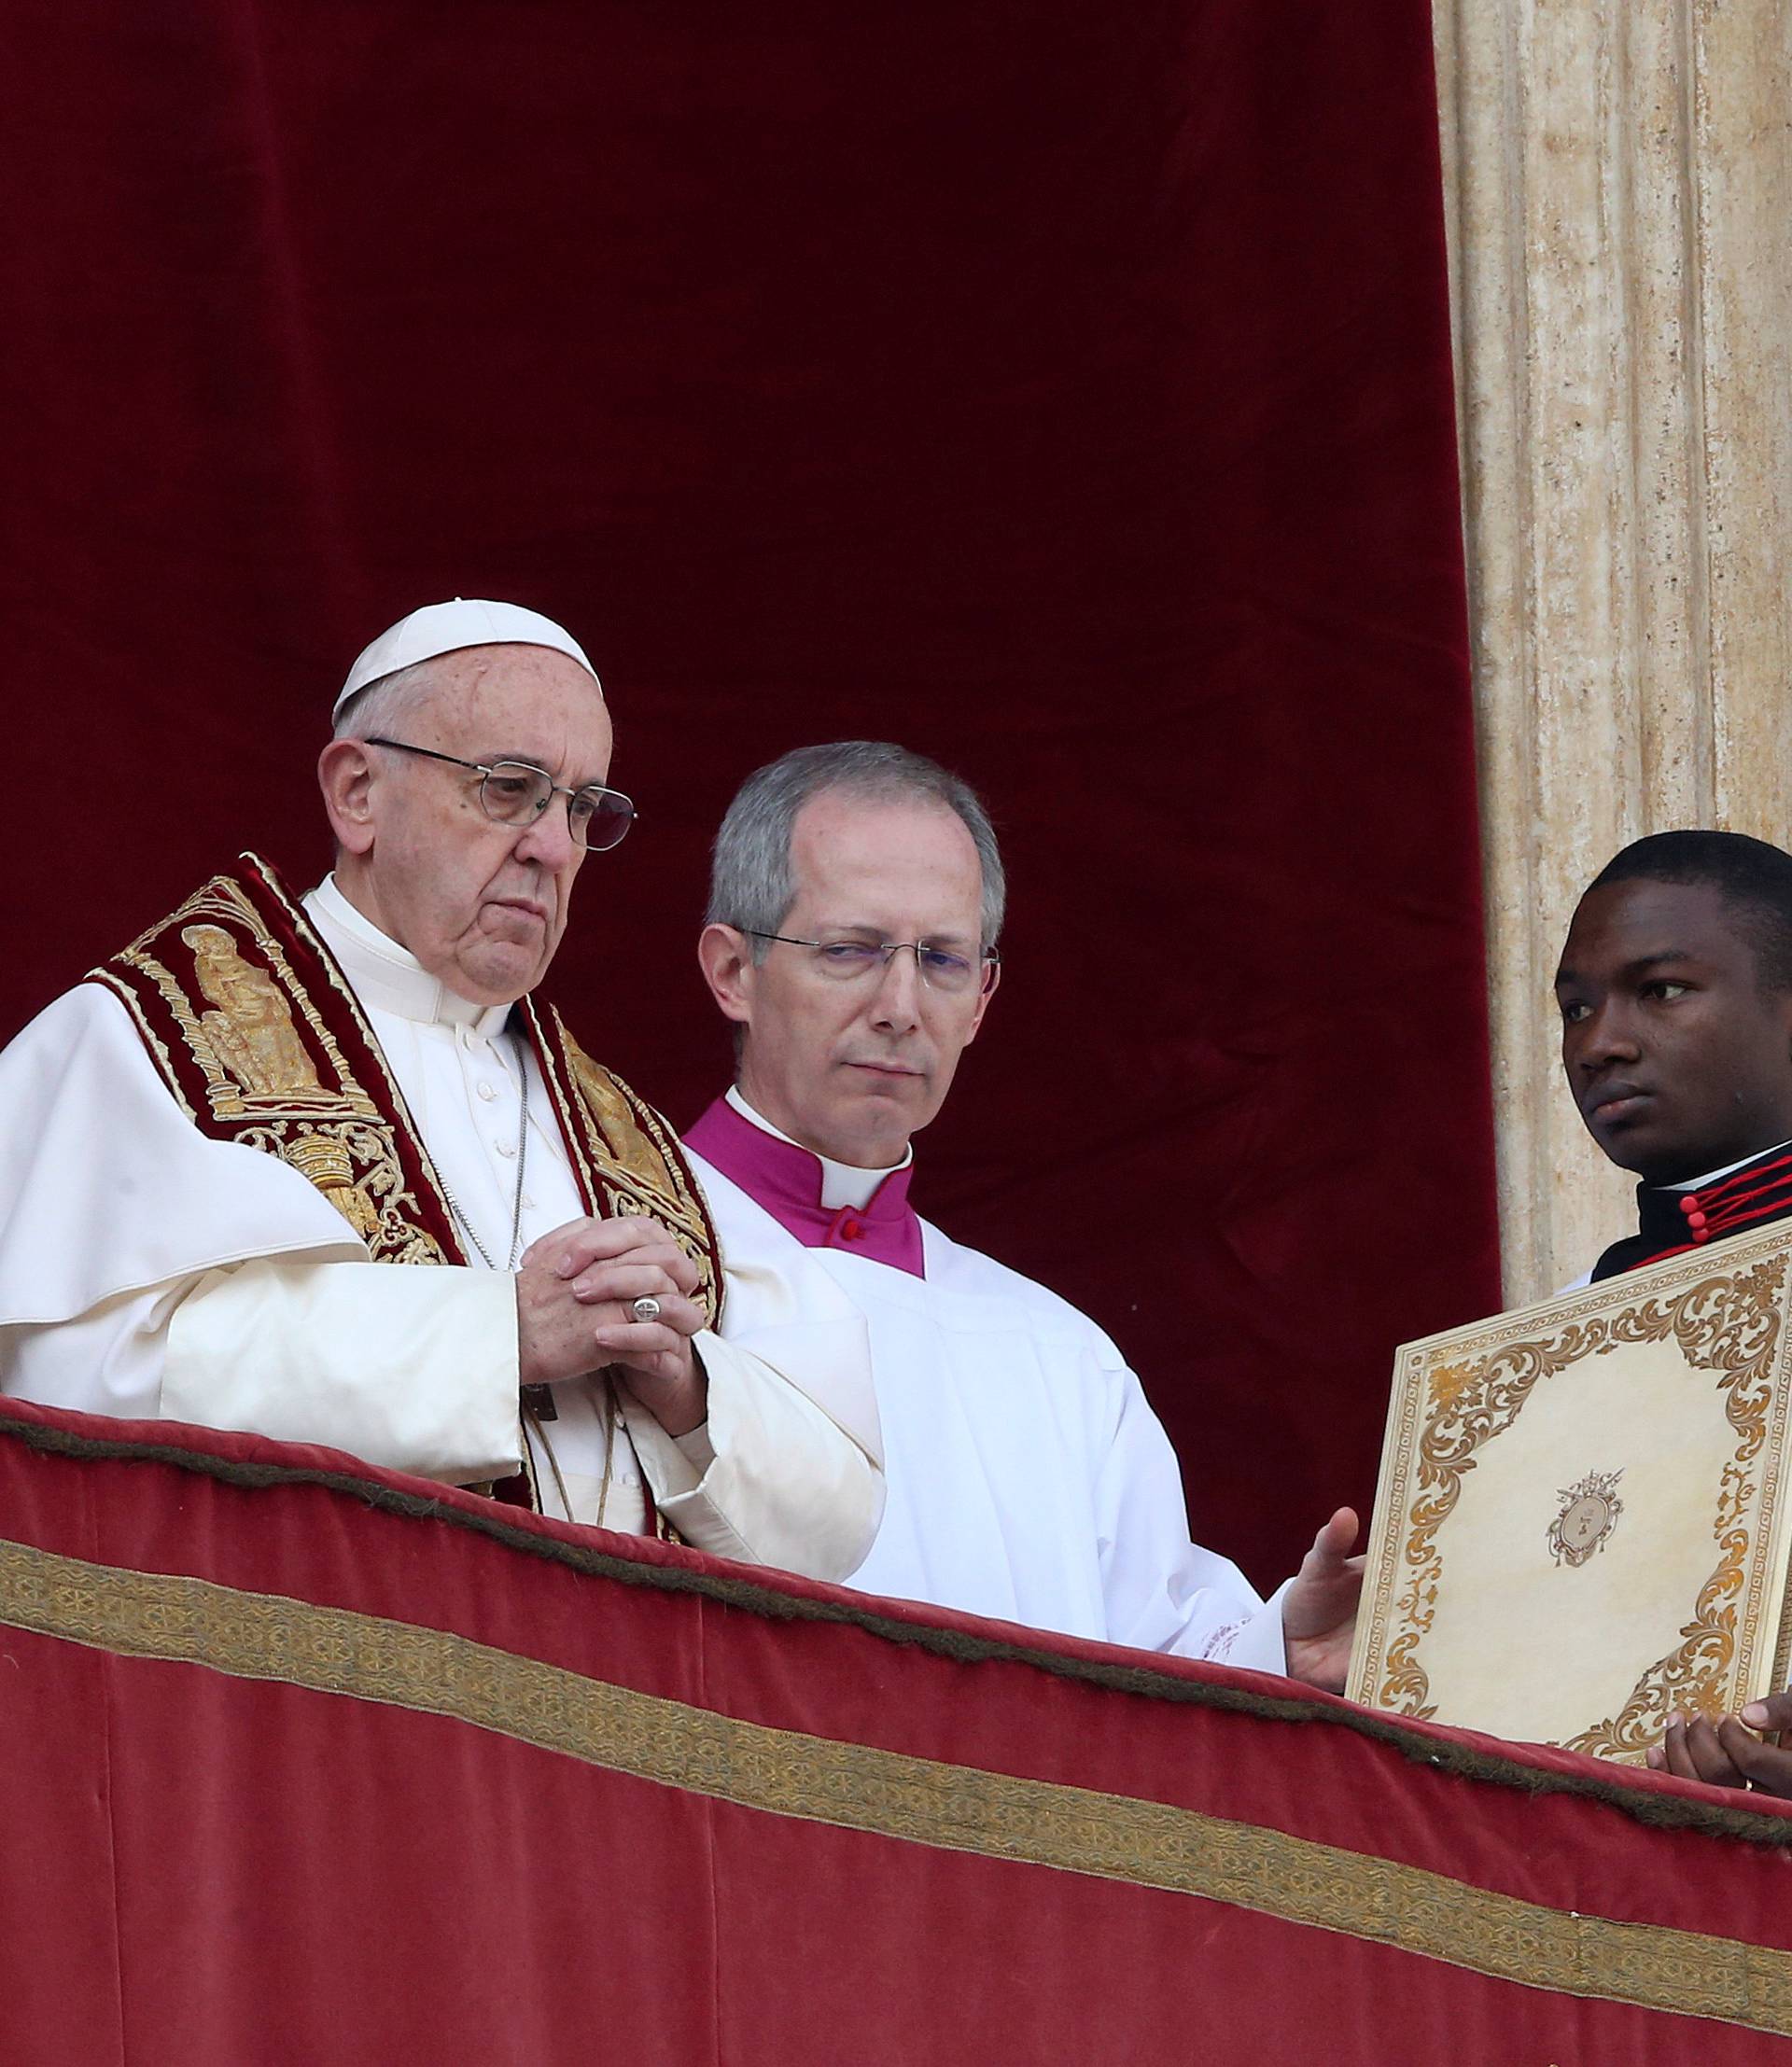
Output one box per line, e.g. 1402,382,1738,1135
685,1094,1287,1670
0,879,881,1582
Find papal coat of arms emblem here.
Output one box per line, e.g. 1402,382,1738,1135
1547,1469,1625,1568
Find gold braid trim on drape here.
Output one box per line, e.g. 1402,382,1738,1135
4,1528,1792,2038
6,1411,1792,1851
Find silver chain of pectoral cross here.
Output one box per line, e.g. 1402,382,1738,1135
436,1033,530,1273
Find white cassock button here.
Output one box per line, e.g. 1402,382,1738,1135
497,1139,517,1159
477,1081,497,1101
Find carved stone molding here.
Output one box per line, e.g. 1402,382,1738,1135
1433,0,1792,1300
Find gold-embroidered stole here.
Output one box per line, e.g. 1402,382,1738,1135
88,851,723,1336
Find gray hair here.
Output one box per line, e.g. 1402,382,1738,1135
707,742,1006,954
331,659,442,741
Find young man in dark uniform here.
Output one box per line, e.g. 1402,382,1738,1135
1553,829,1792,1790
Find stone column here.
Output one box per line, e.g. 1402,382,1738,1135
1434,0,1792,1303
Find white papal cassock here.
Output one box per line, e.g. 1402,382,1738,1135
684,1091,1287,1669
0,875,881,1583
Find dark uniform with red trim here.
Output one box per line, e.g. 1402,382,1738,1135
1589,1141,1792,1281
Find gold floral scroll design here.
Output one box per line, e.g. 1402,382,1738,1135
108,876,449,1268
1379,1262,1785,1760
551,1019,721,1330
236,1124,446,1264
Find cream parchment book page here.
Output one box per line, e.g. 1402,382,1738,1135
1347,1222,1792,1762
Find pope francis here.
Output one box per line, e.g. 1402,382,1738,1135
0,601,882,1582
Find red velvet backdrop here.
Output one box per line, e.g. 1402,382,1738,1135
3,0,1499,1583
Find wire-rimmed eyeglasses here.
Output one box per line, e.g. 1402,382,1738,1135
366,737,637,852
742,929,1000,997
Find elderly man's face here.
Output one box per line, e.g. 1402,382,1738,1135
323,645,614,1005
702,791,998,1166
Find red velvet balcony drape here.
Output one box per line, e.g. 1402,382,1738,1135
3,1401,1790,2065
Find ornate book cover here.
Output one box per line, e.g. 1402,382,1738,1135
1347,1223,1792,1761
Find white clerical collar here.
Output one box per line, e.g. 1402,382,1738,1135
725,1085,911,1210
1667,1141,1792,1192
305,875,513,1038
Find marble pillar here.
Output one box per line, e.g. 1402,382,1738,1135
1433,0,1792,1301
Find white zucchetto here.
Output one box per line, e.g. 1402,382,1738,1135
334,599,599,719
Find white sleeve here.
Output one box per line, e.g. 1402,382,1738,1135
162,1259,525,1483
1095,1364,1285,1670
1208,1580,1293,1675
0,984,522,1483
617,1228,885,1583
2,1252,526,1487
0,985,368,1328
1,1282,192,1425
622,1322,882,1582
